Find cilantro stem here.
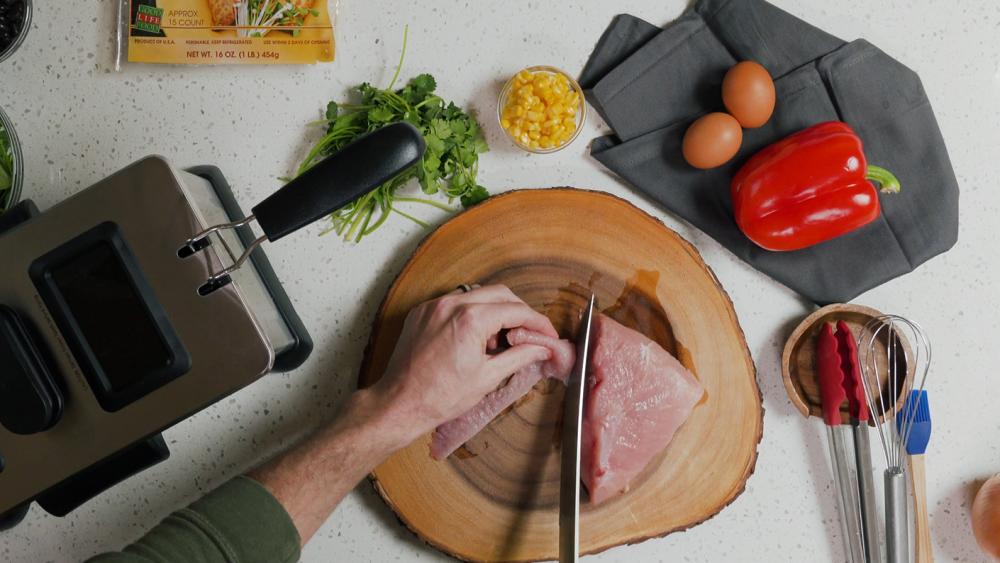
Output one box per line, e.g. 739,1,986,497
363,203,394,235
386,25,408,91
394,196,456,212
345,200,369,241
356,206,375,241
318,221,339,237
391,207,431,228
413,95,441,110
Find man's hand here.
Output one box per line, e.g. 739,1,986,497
248,284,556,544
368,284,558,444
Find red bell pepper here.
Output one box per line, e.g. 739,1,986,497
731,121,900,252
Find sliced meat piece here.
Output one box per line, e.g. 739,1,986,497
581,314,704,505
430,329,575,460
505,328,575,383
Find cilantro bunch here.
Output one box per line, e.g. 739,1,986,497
293,27,489,242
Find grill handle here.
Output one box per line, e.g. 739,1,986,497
252,122,426,242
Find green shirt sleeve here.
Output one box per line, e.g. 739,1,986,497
87,476,301,563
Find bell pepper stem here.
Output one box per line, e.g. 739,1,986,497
866,165,901,194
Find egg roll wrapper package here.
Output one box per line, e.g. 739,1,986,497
582,0,959,304
116,0,336,66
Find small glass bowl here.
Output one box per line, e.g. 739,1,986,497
497,65,587,154
0,0,32,64
0,105,24,212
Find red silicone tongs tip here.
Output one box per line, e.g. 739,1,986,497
816,322,848,426
835,320,868,422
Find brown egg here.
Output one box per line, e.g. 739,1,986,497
973,475,1000,559
723,61,776,128
682,112,743,169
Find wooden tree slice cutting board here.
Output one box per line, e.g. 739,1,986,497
358,189,762,561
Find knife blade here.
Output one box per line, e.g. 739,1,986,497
559,294,596,563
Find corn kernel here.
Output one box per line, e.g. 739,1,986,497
502,69,582,150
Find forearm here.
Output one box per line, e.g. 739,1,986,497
247,388,410,544
87,390,409,563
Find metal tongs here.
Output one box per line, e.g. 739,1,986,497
817,321,880,563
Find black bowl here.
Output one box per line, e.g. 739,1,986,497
0,0,31,63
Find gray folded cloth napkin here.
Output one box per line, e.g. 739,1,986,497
582,0,959,304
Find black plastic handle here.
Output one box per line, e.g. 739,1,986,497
252,122,426,242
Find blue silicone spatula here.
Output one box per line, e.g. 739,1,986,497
898,390,933,563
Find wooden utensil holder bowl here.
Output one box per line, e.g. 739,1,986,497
782,303,914,424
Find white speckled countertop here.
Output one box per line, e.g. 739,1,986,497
1,1,998,561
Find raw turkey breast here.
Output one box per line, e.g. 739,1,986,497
581,314,704,504
430,328,576,460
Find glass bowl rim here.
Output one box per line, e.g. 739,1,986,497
0,105,25,211
497,65,587,154
0,0,34,64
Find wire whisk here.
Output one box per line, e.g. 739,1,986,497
857,314,932,563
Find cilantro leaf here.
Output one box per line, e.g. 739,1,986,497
450,172,468,192
325,101,339,121
0,166,10,194
424,133,446,154
368,106,395,123
449,120,468,137
461,185,490,208
430,118,452,140
411,74,436,95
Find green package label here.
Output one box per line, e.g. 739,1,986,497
135,5,164,34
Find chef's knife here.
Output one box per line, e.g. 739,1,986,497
559,294,596,563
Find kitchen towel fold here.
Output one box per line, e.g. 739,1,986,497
582,0,959,304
